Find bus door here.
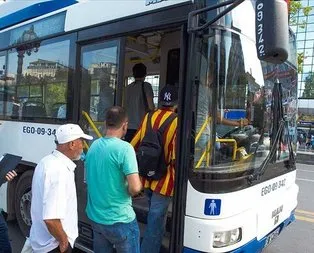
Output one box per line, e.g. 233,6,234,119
76,40,120,233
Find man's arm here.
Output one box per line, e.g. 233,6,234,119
44,219,69,252
126,173,142,196
144,82,155,111
130,114,148,149
146,95,155,111
217,114,249,127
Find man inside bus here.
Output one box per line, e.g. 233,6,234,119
124,63,155,142
0,169,18,253
29,124,93,253
131,85,178,253
85,106,142,253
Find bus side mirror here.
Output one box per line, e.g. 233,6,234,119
255,0,289,64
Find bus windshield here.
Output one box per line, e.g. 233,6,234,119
191,26,297,192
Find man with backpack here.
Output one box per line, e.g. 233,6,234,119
131,85,178,253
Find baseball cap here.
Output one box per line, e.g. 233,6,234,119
55,124,93,144
159,85,178,106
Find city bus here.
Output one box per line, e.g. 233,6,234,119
0,0,298,252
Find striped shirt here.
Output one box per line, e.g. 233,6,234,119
131,108,177,196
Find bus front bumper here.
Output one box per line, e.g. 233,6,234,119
183,211,295,253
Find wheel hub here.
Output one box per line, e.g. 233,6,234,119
20,190,32,226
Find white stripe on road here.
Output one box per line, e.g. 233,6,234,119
296,178,314,183
297,169,314,173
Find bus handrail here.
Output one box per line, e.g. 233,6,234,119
216,138,237,161
82,110,102,138
195,138,238,169
195,116,211,144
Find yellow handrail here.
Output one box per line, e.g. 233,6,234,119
83,140,89,149
195,140,211,168
195,116,211,144
82,110,102,138
195,115,241,168
195,138,238,169
216,138,237,161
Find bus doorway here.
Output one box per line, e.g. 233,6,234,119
123,28,182,252
76,26,184,251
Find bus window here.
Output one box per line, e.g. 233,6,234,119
6,36,73,120
80,40,118,136
193,29,297,172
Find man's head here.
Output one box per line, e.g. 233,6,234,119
105,106,128,138
55,124,93,160
132,63,147,79
159,85,178,108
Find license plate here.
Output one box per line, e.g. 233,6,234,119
264,227,280,247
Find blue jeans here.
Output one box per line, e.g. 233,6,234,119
141,189,171,253
0,212,11,253
91,218,140,253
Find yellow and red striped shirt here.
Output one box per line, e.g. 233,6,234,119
131,109,177,196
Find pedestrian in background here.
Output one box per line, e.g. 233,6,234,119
30,124,93,253
85,106,142,253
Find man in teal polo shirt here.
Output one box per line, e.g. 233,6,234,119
85,106,142,253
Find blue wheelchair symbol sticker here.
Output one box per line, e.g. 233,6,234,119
204,199,221,216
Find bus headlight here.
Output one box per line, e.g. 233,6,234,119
213,228,242,248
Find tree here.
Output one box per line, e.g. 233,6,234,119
302,72,314,98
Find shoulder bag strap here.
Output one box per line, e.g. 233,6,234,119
142,82,149,112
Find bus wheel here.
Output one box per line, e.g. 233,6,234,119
15,170,33,237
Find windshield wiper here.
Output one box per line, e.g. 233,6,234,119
248,81,295,183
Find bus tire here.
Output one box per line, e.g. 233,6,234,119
15,170,33,237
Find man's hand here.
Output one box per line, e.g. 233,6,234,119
5,170,17,182
238,118,249,127
44,219,69,252
242,118,249,126
59,240,69,252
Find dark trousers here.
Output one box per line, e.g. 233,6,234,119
48,244,72,253
0,212,11,253
124,129,137,143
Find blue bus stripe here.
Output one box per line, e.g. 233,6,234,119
0,0,77,31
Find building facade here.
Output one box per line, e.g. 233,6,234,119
290,0,314,121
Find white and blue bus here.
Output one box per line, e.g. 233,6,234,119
0,0,298,252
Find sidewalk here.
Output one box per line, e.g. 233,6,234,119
296,146,314,165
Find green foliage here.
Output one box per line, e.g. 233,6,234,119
45,82,67,114
289,1,313,73
289,1,312,26
298,52,304,74
302,72,314,98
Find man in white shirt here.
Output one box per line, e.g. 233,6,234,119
124,63,155,142
30,124,93,253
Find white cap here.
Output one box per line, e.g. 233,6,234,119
55,124,93,144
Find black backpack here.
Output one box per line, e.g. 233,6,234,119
136,112,176,180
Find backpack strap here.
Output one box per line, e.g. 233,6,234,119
158,112,177,135
142,82,149,112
